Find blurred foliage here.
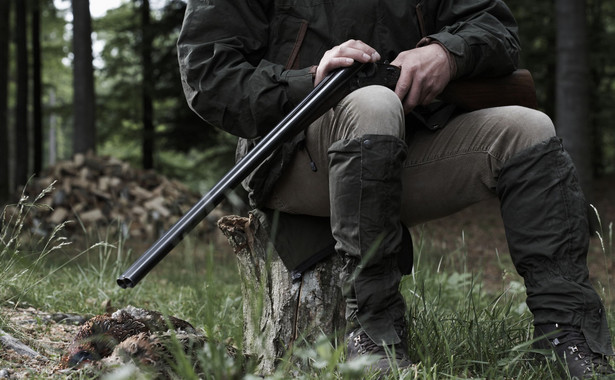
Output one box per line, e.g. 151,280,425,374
5,0,615,193
93,0,234,190
509,0,615,175
509,0,556,117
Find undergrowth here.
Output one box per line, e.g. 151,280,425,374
1,185,614,379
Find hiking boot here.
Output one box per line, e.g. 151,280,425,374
346,322,412,374
534,323,615,379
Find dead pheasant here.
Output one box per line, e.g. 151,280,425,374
100,330,216,377
59,305,199,370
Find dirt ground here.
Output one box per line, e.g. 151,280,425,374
0,305,85,378
1,175,614,378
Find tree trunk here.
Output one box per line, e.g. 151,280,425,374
14,0,29,188
217,210,346,376
48,90,57,166
0,0,10,202
140,0,154,170
72,0,96,155
587,0,607,179
555,0,592,196
32,0,42,176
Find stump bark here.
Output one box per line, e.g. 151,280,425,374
217,210,345,375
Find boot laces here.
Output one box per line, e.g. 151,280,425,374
550,325,614,376
349,329,380,355
347,322,408,360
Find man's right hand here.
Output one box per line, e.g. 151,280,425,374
390,44,453,114
314,39,381,86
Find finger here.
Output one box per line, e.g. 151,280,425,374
314,57,355,85
315,43,381,85
394,66,412,100
403,84,422,113
333,46,380,63
402,71,434,113
318,56,356,77
339,39,381,60
415,75,442,106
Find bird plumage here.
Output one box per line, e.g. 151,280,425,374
59,305,197,370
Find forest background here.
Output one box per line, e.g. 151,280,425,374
0,0,614,204
1,0,615,377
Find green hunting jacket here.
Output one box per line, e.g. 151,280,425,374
178,0,520,206
177,0,521,271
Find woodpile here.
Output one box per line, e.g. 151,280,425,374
12,152,226,241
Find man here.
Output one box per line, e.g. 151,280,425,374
177,0,614,377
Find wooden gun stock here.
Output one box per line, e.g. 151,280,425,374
439,69,538,111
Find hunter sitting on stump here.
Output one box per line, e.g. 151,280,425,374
177,0,615,377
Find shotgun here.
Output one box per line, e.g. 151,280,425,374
117,62,399,288
117,64,536,288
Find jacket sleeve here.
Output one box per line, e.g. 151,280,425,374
177,0,315,139
422,0,521,79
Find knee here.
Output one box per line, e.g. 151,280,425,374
337,85,405,139
502,106,555,142
346,85,401,114
492,106,556,160
513,106,555,141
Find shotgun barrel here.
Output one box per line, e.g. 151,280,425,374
117,62,400,288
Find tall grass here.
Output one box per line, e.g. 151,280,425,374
1,186,614,379
592,204,614,306
0,181,80,305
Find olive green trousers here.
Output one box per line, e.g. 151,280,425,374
266,85,613,354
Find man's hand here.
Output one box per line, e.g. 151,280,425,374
314,39,381,86
390,44,453,113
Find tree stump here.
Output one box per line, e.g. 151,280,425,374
217,210,346,376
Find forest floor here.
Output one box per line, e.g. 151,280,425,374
418,174,615,295
1,175,614,378
0,306,84,378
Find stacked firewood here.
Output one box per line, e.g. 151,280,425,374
13,152,227,240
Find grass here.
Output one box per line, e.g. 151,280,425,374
1,186,614,379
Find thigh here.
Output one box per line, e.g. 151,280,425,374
401,106,555,225
265,85,404,215
266,103,555,221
